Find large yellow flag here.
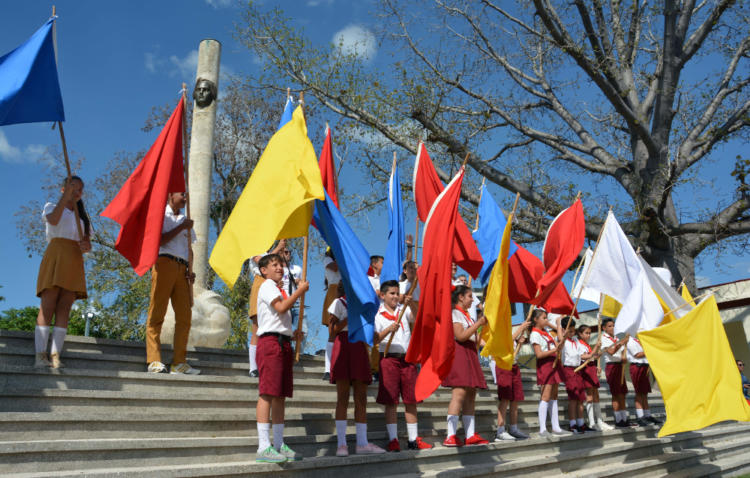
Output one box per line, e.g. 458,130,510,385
480,214,513,369
680,283,696,306
638,295,750,437
600,295,622,318
209,106,324,288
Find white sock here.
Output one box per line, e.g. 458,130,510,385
325,342,333,374
576,418,584,427
538,401,549,433
355,422,368,447
585,402,595,426
569,419,576,428
463,415,475,437
249,344,257,371
407,422,418,442
644,409,651,417
34,325,50,353
272,423,284,450
386,423,398,441
614,410,621,422
509,424,518,433
498,425,505,434
594,402,604,422
636,408,644,418
49,327,67,355
550,400,561,432
257,422,271,451
335,420,348,447
490,359,497,384
447,415,459,437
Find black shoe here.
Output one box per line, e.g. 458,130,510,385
623,419,637,427
568,425,581,434
615,420,629,428
579,424,595,433
372,372,379,382
249,369,259,378
636,417,651,427
646,415,662,424
322,372,330,381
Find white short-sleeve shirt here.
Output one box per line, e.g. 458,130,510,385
256,280,292,336
327,297,348,332
562,339,582,367
375,304,413,353
323,257,341,285
468,295,481,322
399,279,420,301
530,328,556,352
158,205,196,261
627,338,648,364
452,308,476,342
281,264,302,294
601,332,622,364
43,202,85,242
368,275,381,293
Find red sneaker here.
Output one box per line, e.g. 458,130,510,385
442,435,464,447
387,438,401,452
408,436,433,450
465,434,489,446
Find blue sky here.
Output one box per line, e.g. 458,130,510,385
1,1,748,350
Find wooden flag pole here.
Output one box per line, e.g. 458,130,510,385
181,83,194,307
663,290,711,317
620,334,629,384
575,293,605,373
294,89,309,362
383,277,419,356
414,217,420,263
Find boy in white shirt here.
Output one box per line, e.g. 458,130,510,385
254,254,309,463
559,316,587,434
627,335,661,426
374,280,432,452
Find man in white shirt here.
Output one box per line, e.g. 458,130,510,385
145,192,199,375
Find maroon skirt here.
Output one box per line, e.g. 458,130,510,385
496,364,524,402
630,364,652,394
442,340,487,389
563,366,586,401
330,332,372,384
536,356,563,385
579,362,600,388
605,362,629,395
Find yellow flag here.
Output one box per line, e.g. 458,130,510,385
680,283,696,306
600,295,622,318
639,295,750,437
655,291,676,325
209,106,324,287
480,215,513,369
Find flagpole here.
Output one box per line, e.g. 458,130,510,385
663,290,711,317
620,334,629,384
383,277,419,355
182,83,194,307
414,217,420,264
575,293,604,373
294,90,309,362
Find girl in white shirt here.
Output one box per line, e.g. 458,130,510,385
35,176,91,369
529,308,568,437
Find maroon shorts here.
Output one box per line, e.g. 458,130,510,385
536,356,563,385
377,356,418,405
580,362,600,388
630,364,652,394
442,340,487,389
330,332,372,384
563,366,586,401
257,334,293,398
496,364,524,402
605,363,629,396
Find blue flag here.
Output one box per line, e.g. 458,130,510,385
472,185,518,286
0,19,64,126
313,191,379,345
277,96,294,130
381,159,405,283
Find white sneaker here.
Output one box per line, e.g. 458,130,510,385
508,429,529,440
170,363,201,375
598,420,615,431
34,352,51,368
494,431,516,442
147,361,166,373
336,445,349,457
355,443,386,454
551,429,572,436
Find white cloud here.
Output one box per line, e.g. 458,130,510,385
169,50,200,79
332,25,377,62
205,0,234,8
146,49,235,82
0,130,49,164
144,52,159,73
307,0,334,6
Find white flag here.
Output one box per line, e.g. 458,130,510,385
638,256,691,321
571,247,599,303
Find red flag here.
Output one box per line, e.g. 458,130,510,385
508,243,576,315
407,167,466,401
318,125,339,208
412,142,483,278
531,199,585,308
101,99,185,276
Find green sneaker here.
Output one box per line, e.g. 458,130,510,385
278,443,302,461
256,445,286,463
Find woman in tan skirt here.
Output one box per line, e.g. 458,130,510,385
35,176,91,368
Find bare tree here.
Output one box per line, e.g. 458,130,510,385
237,0,749,289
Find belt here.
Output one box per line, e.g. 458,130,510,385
158,253,188,267
381,352,406,359
632,363,649,367
260,332,292,345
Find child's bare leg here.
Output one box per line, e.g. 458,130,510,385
497,398,509,428
448,387,466,415
353,380,368,423
405,403,417,424
335,380,351,421
385,403,398,424
508,401,519,426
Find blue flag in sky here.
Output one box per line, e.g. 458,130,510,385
472,185,518,286
0,19,65,126
381,159,405,283
277,96,294,130
313,191,379,345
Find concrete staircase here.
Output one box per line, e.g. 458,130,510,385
1,329,749,477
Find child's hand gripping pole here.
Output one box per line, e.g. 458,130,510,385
383,277,418,356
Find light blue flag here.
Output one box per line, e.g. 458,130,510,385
381,159,405,283
277,96,295,130
313,191,379,345
0,18,65,126
472,185,518,286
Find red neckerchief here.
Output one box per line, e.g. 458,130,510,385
532,327,556,348
602,332,616,345
380,306,406,330
577,338,592,353
455,306,474,326
277,285,289,300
